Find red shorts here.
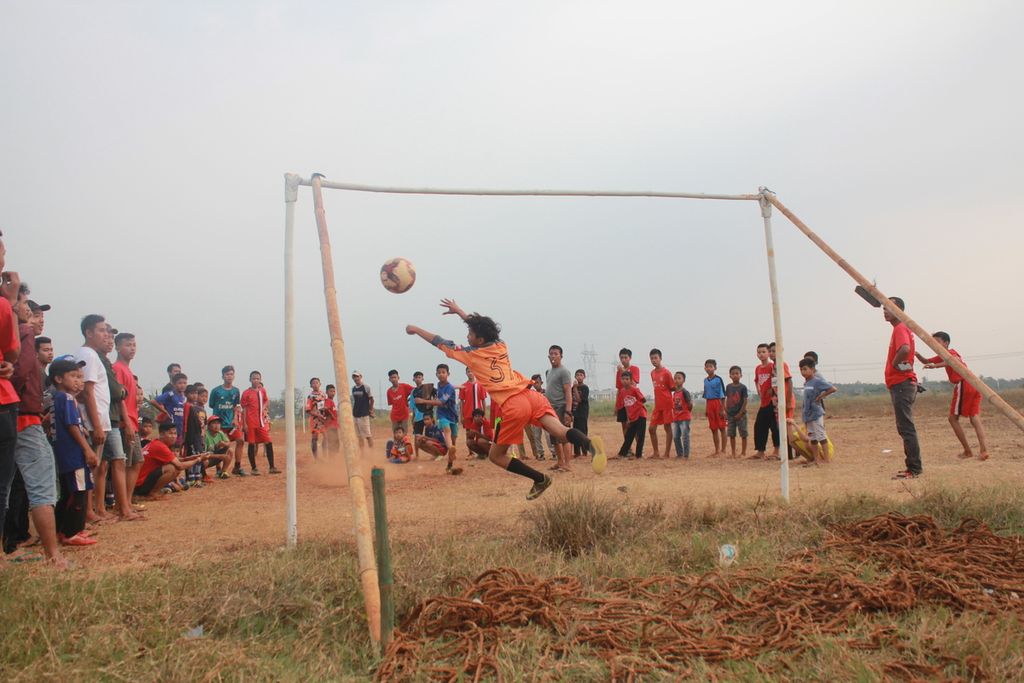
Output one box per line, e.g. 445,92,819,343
706,398,727,430
228,428,244,441
494,389,557,446
951,381,981,417
246,426,272,444
650,404,673,426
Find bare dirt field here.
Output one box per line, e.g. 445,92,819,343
70,393,1024,573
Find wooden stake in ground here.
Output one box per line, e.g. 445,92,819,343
310,173,382,645
768,193,1024,434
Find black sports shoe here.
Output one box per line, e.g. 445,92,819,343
527,475,552,500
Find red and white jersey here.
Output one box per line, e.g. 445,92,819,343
241,386,270,429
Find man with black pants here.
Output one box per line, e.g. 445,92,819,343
885,297,922,479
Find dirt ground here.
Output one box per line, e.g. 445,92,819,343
62,399,1024,573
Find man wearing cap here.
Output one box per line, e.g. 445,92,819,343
351,372,374,448
10,294,65,567
0,232,25,562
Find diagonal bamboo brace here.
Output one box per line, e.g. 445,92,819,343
768,194,1024,434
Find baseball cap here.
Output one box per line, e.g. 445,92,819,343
27,300,51,313
352,371,363,378
207,415,222,424
48,355,86,380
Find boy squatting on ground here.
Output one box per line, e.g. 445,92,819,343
405,298,595,500
916,331,989,460
798,358,837,464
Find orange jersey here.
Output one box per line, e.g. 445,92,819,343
433,336,531,407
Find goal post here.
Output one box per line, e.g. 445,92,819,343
281,173,1024,645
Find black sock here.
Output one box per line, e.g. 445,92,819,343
565,428,590,450
266,444,276,469
248,444,257,469
507,457,544,484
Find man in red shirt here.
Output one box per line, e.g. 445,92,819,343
0,236,24,559
385,370,414,434
648,349,674,458
917,331,988,460
884,297,921,479
112,333,144,502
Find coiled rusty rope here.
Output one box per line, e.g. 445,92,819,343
376,514,1021,681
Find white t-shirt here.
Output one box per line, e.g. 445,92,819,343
76,345,111,432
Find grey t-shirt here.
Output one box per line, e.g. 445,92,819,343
545,365,572,408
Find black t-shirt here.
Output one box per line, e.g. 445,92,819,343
352,384,372,418
412,385,436,420
101,355,125,427
574,384,590,417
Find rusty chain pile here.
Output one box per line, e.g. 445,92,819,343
376,513,1022,681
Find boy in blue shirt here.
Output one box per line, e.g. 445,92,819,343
152,372,188,448
50,357,99,546
432,364,459,471
702,360,727,456
798,358,837,463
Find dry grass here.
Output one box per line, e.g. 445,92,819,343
4,483,1024,681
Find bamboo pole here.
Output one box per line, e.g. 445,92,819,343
284,173,300,546
295,178,761,202
768,193,1024,434
309,173,382,645
371,467,395,650
759,192,790,501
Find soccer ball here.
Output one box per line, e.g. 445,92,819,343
380,257,416,294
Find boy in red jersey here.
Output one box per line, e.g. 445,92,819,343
385,370,414,434
648,349,674,458
306,377,327,459
465,408,494,458
917,331,989,460
241,370,279,475
614,348,640,442
671,371,693,458
324,384,339,456
751,343,778,460
768,343,796,461
405,299,595,500
617,372,648,459
458,368,488,458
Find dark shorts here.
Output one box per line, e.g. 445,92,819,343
134,467,165,497
616,407,628,423
413,420,425,435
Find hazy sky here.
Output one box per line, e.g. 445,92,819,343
2,1,1022,399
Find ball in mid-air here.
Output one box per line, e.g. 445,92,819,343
380,257,416,294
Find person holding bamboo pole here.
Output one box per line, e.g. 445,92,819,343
405,299,598,500
884,297,922,479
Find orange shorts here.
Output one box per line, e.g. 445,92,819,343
706,399,727,430
650,404,673,426
951,382,981,417
494,389,556,446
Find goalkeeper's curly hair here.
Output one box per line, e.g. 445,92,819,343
465,313,501,344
